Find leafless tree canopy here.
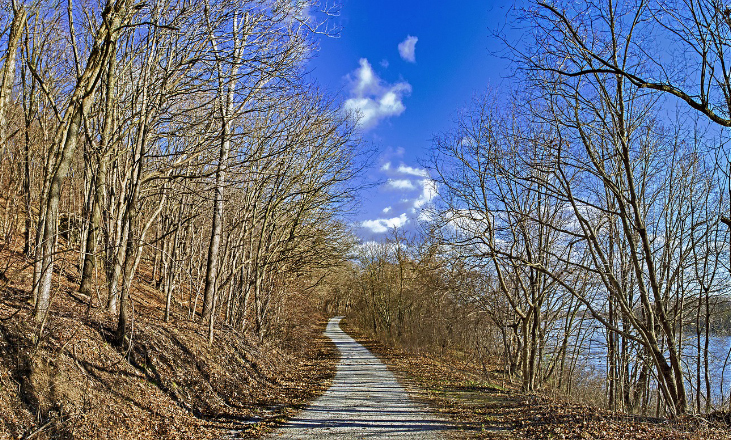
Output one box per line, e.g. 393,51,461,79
340,0,731,418
3,0,731,423
0,0,362,353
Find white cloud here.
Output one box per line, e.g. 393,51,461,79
413,179,438,209
355,240,403,257
398,35,418,63
343,58,412,130
361,213,409,234
380,59,389,68
352,58,377,95
386,179,416,190
357,160,438,238
460,136,477,147
396,164,429,178
418,207,436,223
444,209,489,235
286,2,315,28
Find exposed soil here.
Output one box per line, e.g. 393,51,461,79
0,237,338,440
339,319,731,440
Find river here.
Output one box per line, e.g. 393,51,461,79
549,319,731,408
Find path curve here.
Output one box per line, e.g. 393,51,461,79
268,317,450,439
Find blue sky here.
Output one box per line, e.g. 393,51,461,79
307,0,515,240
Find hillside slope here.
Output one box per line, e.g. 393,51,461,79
0,243,337,439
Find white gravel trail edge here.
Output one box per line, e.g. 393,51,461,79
268,316,451,439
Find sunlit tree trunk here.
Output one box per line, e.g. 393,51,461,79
34,0,134,322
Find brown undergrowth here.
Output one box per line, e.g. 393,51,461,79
0,237,338,439
339,319,731,440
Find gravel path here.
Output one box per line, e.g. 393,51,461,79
268,316,450,439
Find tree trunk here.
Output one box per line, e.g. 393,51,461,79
0,5,27,160
201,127,228,321
115,214,135,348
201,10,247,323
79,43,117,296
34,0,132,322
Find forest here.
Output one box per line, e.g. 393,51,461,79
1,0,731,438
345,0,731,419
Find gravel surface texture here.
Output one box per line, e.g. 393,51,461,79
268,316,450,439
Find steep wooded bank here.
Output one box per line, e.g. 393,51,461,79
0,0,354,437
0,240,338,439
0,0,358,346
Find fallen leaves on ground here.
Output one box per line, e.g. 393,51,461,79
339,320,730,440
0,239,338,440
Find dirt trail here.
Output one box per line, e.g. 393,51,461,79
268,316,451,439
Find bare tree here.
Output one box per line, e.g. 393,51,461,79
0,1,27,161
431,94,577,392
34,0,139,323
